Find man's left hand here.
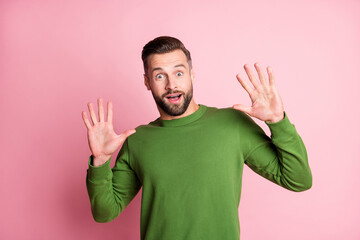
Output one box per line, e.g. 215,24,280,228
232,63,284,123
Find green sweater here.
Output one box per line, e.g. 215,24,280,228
86,104,312,240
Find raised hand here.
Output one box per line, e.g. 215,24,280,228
232,63,285,123
82,98,136,166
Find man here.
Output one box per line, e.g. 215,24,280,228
82,36,312,240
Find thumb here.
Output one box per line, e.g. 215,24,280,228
232,104,252,115
118,128,137,142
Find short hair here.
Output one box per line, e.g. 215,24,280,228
141,36,192,75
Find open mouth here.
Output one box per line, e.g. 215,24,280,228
165,93,183,103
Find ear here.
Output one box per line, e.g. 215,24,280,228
144,74,151,91
190,68,195,83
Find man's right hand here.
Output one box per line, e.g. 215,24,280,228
82,98,136,167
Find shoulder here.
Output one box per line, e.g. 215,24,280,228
125,118,162,144
204,105,252,123
205,105,264,133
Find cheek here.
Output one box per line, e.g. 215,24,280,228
183,79,193,90
151,83,165,95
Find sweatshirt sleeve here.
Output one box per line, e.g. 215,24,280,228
244,111,312,192
86,139,142,222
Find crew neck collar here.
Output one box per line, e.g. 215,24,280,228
152,104,207,127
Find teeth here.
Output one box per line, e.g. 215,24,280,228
168,94,181,98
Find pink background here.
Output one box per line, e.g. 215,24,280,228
1,0,359,239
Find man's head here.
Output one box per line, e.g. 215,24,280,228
142,36,192,74
142,36,196,118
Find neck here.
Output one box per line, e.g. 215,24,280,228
159,99,199,120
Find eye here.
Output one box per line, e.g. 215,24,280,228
176,72,183,77
155,73,165,79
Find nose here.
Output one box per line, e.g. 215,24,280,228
165,75,177,90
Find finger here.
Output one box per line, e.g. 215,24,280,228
244,64,261,90
118,128,137,142
232,104,252,116
236,74,254,96
98,98,104,122
267,66,275,86
87,102,98,125
81,111,92,129
123,128,136,137
107,101,113,124
254,62,267,85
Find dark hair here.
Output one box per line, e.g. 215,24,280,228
141,36,192,75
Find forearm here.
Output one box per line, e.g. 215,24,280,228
246,112,312,192
269,128,312,192
86,156,121,222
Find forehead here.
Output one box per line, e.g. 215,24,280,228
147,49,189,71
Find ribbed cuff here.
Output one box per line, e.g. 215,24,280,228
87,155,112,182
265,111,297,140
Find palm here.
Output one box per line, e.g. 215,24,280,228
233,63,284,123
82,98,136,159
88,122,122,157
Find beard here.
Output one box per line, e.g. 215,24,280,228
151,85,193,116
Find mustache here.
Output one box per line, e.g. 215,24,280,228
161,90,185,98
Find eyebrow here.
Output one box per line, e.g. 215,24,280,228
174,64,186,69
151,64,187,74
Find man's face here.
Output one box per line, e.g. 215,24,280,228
144,49,194,117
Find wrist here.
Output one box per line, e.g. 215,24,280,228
266,112,285,124
92,155,111,167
